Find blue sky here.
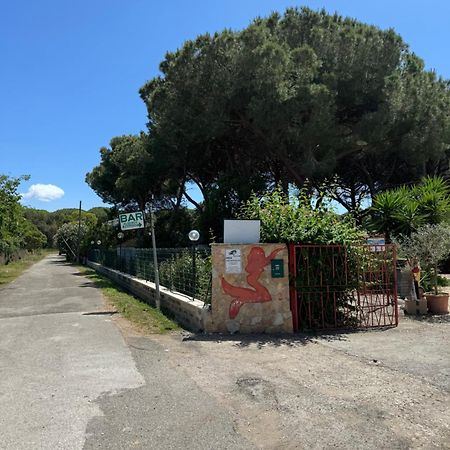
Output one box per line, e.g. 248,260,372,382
1,0,450,211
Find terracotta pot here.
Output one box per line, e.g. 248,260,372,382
425,293,449,314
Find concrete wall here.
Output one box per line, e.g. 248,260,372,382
87,261,211,332
210,243,293,334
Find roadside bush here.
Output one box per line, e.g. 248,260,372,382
239,186,363,245
54,223,88,261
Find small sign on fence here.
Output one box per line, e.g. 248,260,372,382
367,237,385,252
119,211,145,231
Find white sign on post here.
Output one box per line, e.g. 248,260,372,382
225,249,242,273
119,211,145,231
224,220,260,244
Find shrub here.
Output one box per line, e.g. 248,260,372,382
370,176,450,242
159,250,212,303
396,224,450,294
239,186,363,245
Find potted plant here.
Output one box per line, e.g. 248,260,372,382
397,224,450,314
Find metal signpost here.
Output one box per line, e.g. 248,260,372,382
117,208,160,309
119,211,145,231
117,232,124,272
188,230,200,301
149,205,161,309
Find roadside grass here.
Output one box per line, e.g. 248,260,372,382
0,249,55,285
78,268,180,334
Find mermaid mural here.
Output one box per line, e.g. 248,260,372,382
221,246,284,319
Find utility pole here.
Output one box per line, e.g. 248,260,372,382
77,201,82,263
150,197,161,309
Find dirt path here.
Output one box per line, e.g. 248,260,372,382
143,312,450,449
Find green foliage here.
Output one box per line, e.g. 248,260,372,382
24,207,99,248
54,222,89,261
0,174,47,258
88,207,110,223
22,208,55,247
19,220,47,251
84,8,450,241
239,186,363,244
396,224,450,294
369,176,450,241
0,175,26,256
86,133,175,211
139,208,198,248
136,6,450,235
419,272,450,294
159,250,212,303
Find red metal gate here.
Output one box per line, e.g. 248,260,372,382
288,244,398,331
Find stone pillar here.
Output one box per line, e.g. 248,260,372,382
210,243,293,334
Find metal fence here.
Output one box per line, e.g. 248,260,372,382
88,246,212,303
289,244,398,331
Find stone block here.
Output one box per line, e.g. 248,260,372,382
210,243,293,334
404,298,427,315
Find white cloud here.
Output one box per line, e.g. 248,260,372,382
21,184,65,202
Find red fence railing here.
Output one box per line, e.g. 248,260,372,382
289,244,398,331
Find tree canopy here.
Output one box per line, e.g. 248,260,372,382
86,133,178,211
87,7,450,241
0,175,46,258
141,8,449,207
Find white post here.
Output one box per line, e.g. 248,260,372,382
150,201,161,309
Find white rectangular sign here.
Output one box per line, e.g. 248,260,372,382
225,249,242,273
119,211,145,231
224,220,260,244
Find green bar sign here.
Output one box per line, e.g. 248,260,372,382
271,259,284,278
119,211,145,231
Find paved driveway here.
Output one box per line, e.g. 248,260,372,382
2,256,449,449
0,255,253,450
0,255,145,449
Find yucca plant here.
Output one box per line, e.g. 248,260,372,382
369,176,450,242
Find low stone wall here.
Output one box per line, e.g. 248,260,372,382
88,242,294,335
87,261,211,332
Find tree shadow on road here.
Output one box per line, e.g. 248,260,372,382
47,259,72,266
182,332,315,348
182,326,399,348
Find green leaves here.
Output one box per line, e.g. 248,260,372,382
0,175,46,256
86,133,175,211
239,186,362,245
396,224,450,294
88,7,450,242
369,176,450,241
54,222,88,260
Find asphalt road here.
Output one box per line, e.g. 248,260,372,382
2,255,449,449
0,255,252,450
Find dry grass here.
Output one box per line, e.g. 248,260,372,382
0,249,55,285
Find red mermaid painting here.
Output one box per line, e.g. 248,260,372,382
221,246,284,319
